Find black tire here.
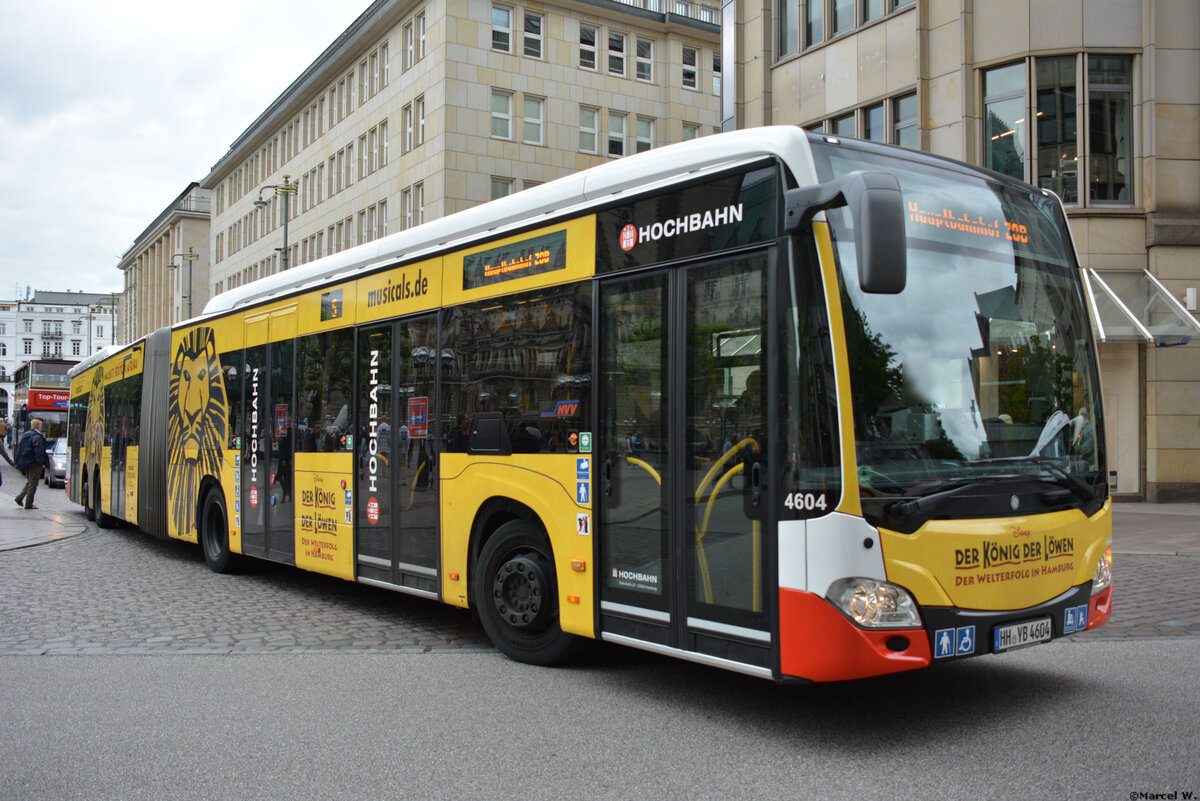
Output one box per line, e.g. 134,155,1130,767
473,519,581,666
82,472,96,521
93,475,114,529
200,487,242,573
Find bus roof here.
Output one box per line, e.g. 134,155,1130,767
201,126,819,317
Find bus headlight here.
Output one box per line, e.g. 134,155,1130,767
1092,547,1112,594
827,578,922,629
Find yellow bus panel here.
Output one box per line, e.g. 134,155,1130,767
294,452,356,581
440,453,595,638
354,257,442,325
880,503,1111,609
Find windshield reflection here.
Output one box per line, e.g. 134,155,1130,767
813,141,1106,530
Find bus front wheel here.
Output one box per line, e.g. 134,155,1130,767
473,519,580,666
200,488,241,574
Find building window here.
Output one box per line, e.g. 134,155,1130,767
863,102,885,142
983,62,1027,182
636,38,653,82
413,183,424,226
805,0,824,47
1088,54,1133,203
415,95,425,146
580,106,599,153
777,0,799,58
492,6,512,53
982,54,1132,206
523,96,544,145
402,188,413,230
608,111,627,157
23,340,31,355
682,46,699,90
892,92,918,149
403,104,414,153
636,117,654,153
580,25,597,70
492,177,514,199
832,0,854,34
491,90,513,139
682,122,700,140
608,32,626,77
1036,56,1077,203
524,12,543,58
831,112,855,137
713,54,722,95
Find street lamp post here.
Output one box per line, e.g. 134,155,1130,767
167,246,200,319
254,175,298,271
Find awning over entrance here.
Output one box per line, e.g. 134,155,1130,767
1086,269,1200,347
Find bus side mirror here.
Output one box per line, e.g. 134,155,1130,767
785,170,907,294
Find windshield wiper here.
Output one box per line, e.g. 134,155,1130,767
887,476,1015,522
968,456,1100,505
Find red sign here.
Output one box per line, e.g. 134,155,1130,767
620,224,638,252
367,497,379,524
250,486,259,508
29,389,69,411
408,397,429,439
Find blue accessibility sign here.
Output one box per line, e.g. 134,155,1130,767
956,625,975,656
576,481,590,504
576,457,590,480
934,628,955,659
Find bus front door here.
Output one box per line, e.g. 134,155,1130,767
598,255,772,671
355,316,440,597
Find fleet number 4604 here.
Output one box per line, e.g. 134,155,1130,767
783,492,827,512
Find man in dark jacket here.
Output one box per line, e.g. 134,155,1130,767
14,419,51,510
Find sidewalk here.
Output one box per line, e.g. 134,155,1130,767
0,460,87,551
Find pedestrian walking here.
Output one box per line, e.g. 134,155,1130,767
0,419,13,470
13,418,50,510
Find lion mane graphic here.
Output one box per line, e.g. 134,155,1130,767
83,367,106,477
168,326,228,536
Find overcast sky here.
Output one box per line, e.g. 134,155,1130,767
0,0,369,301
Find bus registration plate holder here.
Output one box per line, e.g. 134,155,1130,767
993,617,1052,653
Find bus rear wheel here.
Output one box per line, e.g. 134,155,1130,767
82,473,96,521
474,519,580,666
93,474,114,529
200,487,241,574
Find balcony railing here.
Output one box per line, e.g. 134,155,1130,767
613,0,720,24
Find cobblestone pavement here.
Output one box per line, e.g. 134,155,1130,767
0,527,492,655
0,512,1195,655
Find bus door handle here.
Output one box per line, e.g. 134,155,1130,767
750,462,762,506
604,457,613,496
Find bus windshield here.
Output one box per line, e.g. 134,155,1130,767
811,139,1107,532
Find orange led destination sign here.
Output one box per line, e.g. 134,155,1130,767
907,201,1030,245
462,229,567,290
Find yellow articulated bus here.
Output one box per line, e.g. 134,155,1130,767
68,127,1112,681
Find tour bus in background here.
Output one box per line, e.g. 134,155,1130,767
67,127,1112,682
14,358,74,442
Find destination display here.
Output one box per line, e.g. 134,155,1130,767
462,229,568,289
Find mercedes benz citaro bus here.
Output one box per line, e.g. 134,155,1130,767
68,127,1111,682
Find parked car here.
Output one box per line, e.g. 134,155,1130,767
45,439,68,488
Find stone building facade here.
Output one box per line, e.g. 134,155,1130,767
201,0,722,296
722,0,1200,499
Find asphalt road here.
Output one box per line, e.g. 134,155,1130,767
1,484,1197,800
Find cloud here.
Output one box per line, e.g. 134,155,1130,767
0,0,366,298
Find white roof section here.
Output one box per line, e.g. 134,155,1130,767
203,126,818,317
